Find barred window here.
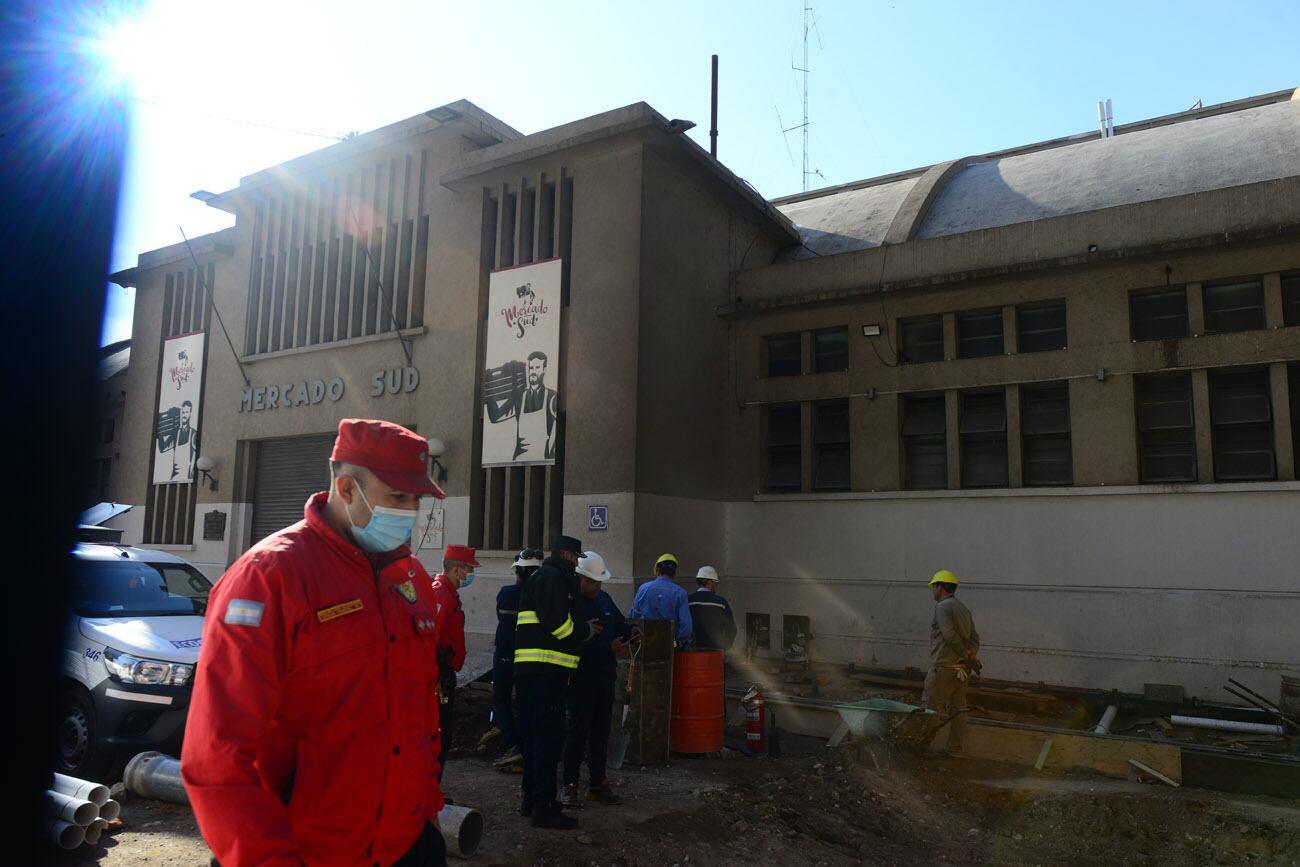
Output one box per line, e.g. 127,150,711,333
1203,278,1265,334
1020,383,1072,486
957,309,1004,359
1208,368,1274,481
1017,300,1067,352
899,315,943,364
812,401,850,491
959,389,1008,488
813,327,848,373
902,394,946,489
1130,287,1188,341
1135,373,1196,483
765,404,802,492
766,333,802,377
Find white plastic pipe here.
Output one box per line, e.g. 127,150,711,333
98,799,122,822
43,789,98,825
43,816,86,850
52,772,109,806
1171,715,1284,736
83,819,108,845
436,804,484,858
1092,705,1119,734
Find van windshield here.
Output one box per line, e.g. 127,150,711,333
72,559,211,617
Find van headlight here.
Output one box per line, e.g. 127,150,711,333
103,648,194,686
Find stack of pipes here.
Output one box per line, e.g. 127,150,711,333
43,773,120,850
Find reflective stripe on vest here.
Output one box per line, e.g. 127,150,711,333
513,648,579,669
516,610,540,625
551,614,574,640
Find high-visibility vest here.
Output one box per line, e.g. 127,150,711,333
513,560,583,676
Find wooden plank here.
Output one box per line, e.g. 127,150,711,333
1129,758,1180,788
964,722,1182,783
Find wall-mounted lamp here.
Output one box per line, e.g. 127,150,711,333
195,456,219,491
426,437,449,483
861,324,882,337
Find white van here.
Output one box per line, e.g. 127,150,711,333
58,543,213,781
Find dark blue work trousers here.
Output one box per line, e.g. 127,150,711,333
563,673,615,787
492,655,518,749
517,672,568,805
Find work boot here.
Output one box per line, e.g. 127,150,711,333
560,783,582,809
530,800,578,830
586,781,622,805
519,795,533,817
493,745,523,768
478,725,502,749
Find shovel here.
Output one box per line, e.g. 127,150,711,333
608,648,638,769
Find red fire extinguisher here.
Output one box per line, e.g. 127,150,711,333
743,686,767,755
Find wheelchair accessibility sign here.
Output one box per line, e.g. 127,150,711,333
588,504,609,532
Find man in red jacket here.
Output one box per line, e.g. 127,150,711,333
182,419,448,867
431,544,477,789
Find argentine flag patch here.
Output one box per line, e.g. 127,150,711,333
225,598,265,628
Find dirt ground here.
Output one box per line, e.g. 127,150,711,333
46,686,1300,866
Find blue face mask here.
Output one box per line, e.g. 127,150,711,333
347,482,417,553
461,571,476,588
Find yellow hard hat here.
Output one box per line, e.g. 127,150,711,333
655,552,679,567
928,569,958,586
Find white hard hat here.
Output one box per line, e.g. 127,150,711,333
576,550,611,582
696,565,719,582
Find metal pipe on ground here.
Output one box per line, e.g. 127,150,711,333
124,751,189,804
1092,705,1118,734
44,789,98,825
43,816,86,850
437,804,484,858
52,772,109,806
1171,715,1285,736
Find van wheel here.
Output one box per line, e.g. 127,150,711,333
56,688,108,782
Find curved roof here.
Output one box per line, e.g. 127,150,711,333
916,97,1300,239
775,93,1300,257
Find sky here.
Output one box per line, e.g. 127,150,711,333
97,0,1300,345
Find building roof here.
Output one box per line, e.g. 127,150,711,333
775,88,1300,259
98,339,130,381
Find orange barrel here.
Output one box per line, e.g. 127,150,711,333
670,649,725,753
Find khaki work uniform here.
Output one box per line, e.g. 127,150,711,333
922,595,979,753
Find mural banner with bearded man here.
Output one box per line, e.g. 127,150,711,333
482,258,562,467
153,331,206,484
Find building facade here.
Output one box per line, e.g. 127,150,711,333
110,90,1300,699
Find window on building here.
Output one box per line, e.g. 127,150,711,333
1130,287,1189,340
765,404,802,492
1020,383,1073,486
1016,300,1067,352
101,417,115,445
1290,364,1300,470
957,309,1004,358
959,389,1008,488
899,315,944,364
765,333,802,377
1208,368,1275,481
1135,373,1196,483
812,401,850,491
813,327,849,373
1282,271,1300,327
901,394,947,489
1203,277,1266,334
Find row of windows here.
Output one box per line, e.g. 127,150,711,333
765,326,848,377
900,299,1068,364
763,363,1300,492
764,271,1299,376
1131,272,1300,340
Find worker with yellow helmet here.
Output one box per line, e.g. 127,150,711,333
923,569,980,756
628,553,693,646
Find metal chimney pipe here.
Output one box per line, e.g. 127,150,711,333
710,54,719,158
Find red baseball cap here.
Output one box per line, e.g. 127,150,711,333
330,419,446,498
444,544,480,567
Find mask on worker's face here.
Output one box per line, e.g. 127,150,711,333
461,570,476,588
346,480,417,553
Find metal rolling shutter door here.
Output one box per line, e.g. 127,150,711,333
251,434,334,543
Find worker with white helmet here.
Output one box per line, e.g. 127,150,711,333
561,551,636,808
923,569,980,756
687,566,737,652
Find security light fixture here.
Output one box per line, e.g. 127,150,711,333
426,437,449,483
861,324,882,337
196,455,218,491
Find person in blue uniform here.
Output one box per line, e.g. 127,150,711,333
492,548,542,770
561,551,634,808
